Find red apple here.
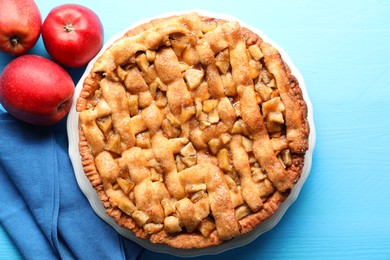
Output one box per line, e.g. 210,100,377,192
0,55,75,126
42,4,104,68
0,0,42,55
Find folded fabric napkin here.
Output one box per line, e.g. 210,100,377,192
0,110,144,259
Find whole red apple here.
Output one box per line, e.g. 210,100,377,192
0,55,75,126
0,0,42,55
42,4,104,68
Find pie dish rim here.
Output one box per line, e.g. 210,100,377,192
67,9,316,256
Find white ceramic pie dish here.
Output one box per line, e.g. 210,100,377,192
67,10,315,257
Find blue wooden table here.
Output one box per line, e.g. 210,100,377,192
1,0,390,259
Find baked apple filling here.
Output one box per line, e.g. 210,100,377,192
77,12,309,248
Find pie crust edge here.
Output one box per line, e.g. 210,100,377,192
76,13,309,249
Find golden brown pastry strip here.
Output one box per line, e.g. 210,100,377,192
226,23,293,192
141,103,163,136
155,47,193,116
154,47,182,84
240,87,293,192
230,136,263,212
177,159,240,239
121,147,150,184
202,22,229,53
261,42,308,153
94,151,120,184
198,154,240,240
93,14,204,75
78,98,112,155
224,21,253,89
151,133,186,200
100,78,136,151
134,180,165,223
79,110,105,156
124,67,149,94
120,147,167,224
205,65,225,98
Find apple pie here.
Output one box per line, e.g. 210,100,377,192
76,12,309,249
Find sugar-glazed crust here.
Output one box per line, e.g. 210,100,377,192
76,13,309,249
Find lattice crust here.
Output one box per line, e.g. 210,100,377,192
76,12,309,249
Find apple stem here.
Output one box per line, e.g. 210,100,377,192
64,24,74,33
10,35,20,47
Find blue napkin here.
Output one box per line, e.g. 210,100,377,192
0,110,144,259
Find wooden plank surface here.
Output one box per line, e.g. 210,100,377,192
1,0,389,259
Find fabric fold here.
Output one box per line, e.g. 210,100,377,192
0,112,143,259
